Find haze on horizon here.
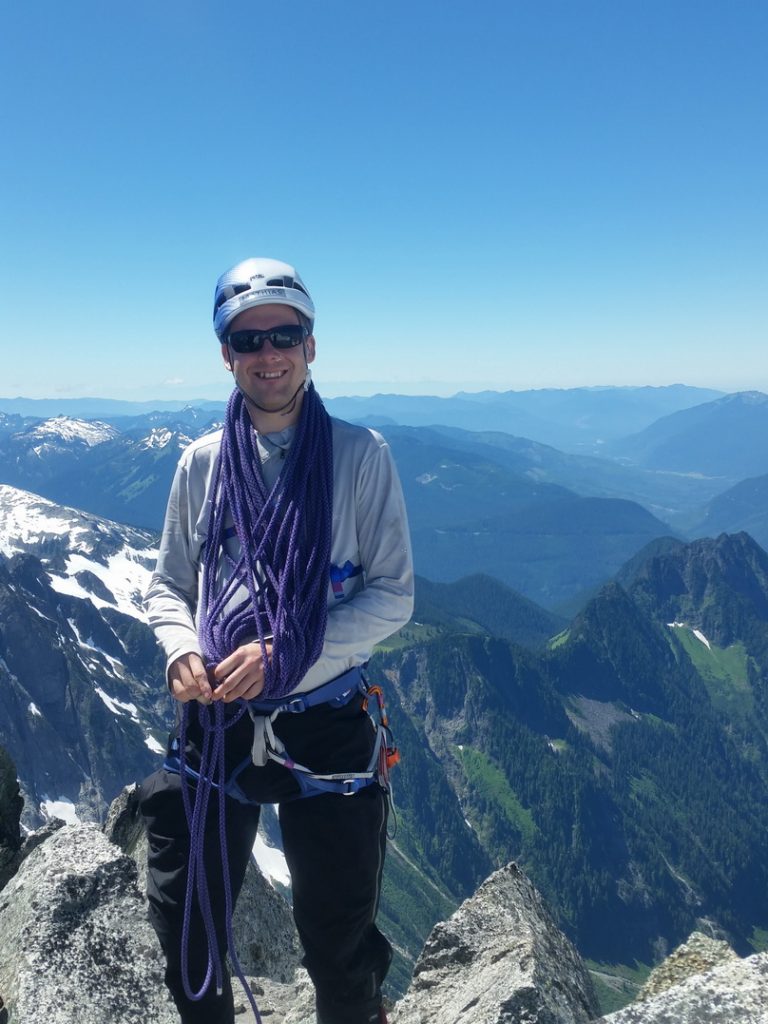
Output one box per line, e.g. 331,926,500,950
2,2,766,403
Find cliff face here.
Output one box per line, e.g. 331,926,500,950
0,746,23,890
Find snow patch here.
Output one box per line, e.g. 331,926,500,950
28,702,42,717
667,622,712,650
95,686,140,721
41,797,80,825
68,618,125,676
145,734,165,754
30,416,118,446
415,473,437,484
253,833,291,887
52,548,154,620
692,629,711,650
140,427,173,450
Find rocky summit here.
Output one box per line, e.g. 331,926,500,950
0,822,177,1024
2,771,768,1023
392,862,599,1024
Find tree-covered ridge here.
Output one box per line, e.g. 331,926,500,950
412,572,567,649
373,532,768,968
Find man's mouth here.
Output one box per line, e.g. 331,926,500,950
256,370,286,380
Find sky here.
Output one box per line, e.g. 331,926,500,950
1,0,766,402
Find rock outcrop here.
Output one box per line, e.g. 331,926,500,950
0,746,23,891
0,822,177,1024
634,930,738,1002
392,862,599,1024
104,783,302,981
599,951,768,1024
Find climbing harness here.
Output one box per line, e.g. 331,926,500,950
166,664,400,1020
164,665,400,802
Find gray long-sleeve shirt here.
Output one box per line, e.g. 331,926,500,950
144,416,414,695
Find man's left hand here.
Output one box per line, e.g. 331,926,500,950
210,641,272,702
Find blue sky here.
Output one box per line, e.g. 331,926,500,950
2,0,766,401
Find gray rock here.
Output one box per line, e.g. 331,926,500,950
0,823,177,1024
103,781,148,892
230,847,302,981
392,862,598,1024
233,970,317,1023
19,816,66,858
635,930,738,1002
599,951,768,1024
105,783,302,982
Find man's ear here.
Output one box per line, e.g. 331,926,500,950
220,343,232,371
305,334,316,365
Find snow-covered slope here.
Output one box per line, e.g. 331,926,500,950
26,416,120,448
0,484,156,620
0,486,168,827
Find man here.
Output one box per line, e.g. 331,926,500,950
140,257,414,1024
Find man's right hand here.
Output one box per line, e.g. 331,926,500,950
168,652,214,704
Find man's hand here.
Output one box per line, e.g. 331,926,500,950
168,652,214,704
211,641,272,703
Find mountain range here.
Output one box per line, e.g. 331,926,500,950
375,529,768,971
2,382,768,1004
2,479,768,1000
5,389,768,608
0,384,723,451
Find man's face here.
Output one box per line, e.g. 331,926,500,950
221,303,316,423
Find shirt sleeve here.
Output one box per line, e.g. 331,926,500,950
300,434,414,689
143,448,206,676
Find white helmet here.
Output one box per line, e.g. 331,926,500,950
213,257,315,341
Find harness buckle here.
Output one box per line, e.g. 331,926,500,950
285,697,308,714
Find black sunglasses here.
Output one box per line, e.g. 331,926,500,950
226,324,308,354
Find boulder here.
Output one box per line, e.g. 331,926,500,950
635,930,738,1002
392,862,599,1024
599,951,768,1024
0,823,177,1024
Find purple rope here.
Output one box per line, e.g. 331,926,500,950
198,382,333,697
178,382,334,1014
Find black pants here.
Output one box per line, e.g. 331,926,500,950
139,697,391,1024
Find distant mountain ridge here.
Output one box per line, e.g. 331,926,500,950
0,415,678,608
411,573,567,649
693,474,768,552
608,391,768,480
0,384,723,452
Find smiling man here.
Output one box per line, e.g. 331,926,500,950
140,257,414,1024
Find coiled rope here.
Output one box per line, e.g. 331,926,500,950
178,382,333,1016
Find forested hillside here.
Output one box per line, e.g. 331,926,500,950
373,532,768,969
